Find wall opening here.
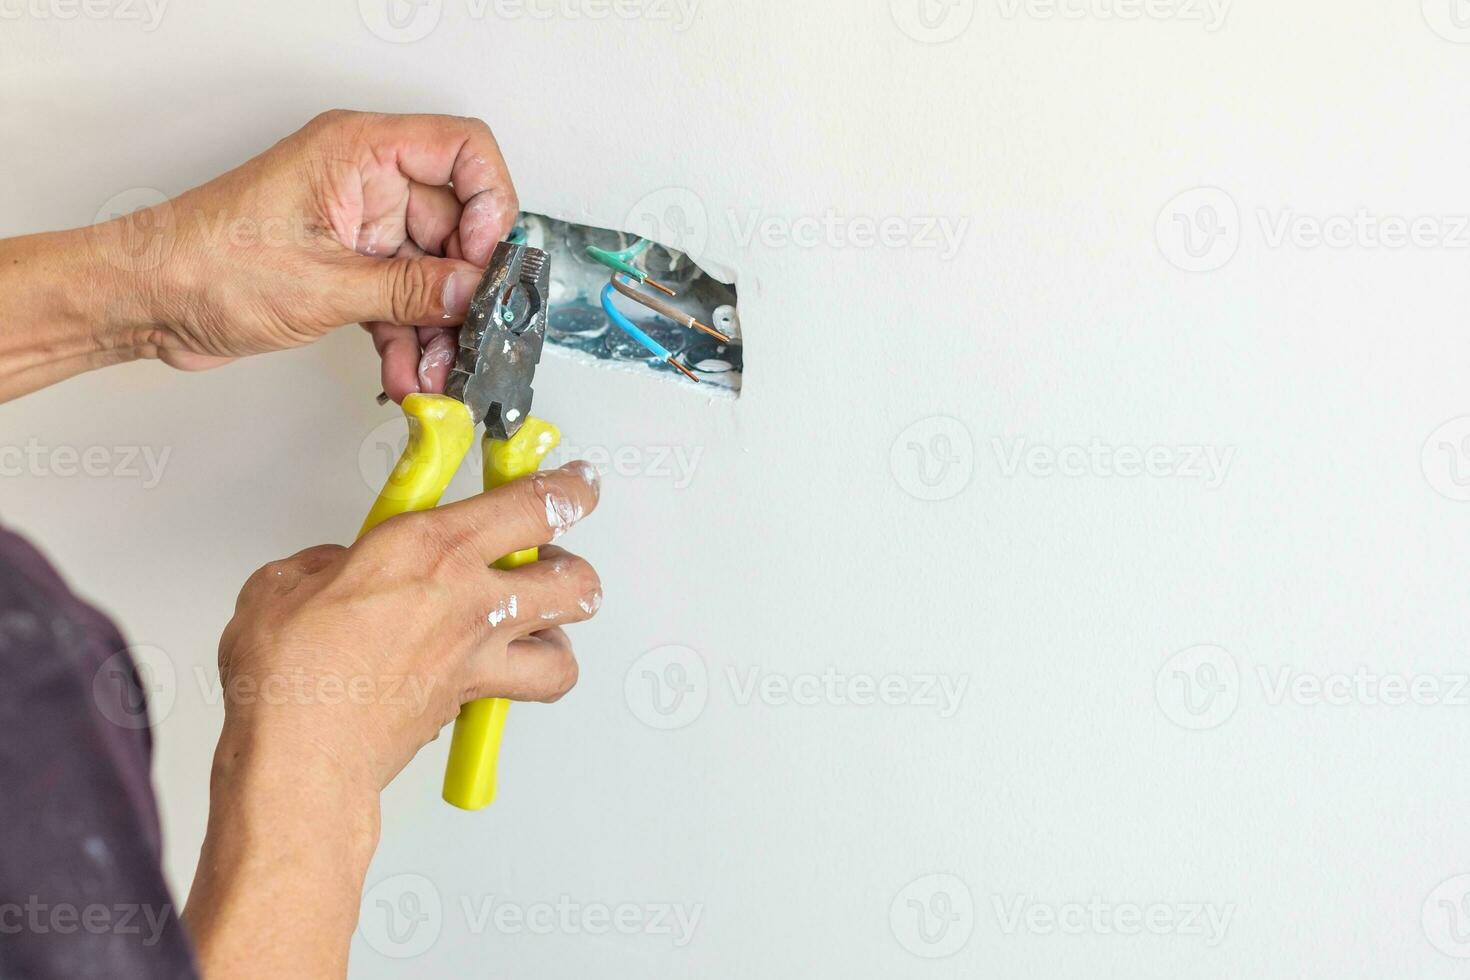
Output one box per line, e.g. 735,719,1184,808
513,212,742,394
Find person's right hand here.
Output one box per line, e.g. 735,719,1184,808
214,460,602,793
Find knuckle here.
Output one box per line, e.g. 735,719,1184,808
540,654,579,703
508,478,554,539
307,108,353,132
243,557,290,591
556,556,601,611
385,258,437,322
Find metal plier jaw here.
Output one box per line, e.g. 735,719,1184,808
446,241,549,441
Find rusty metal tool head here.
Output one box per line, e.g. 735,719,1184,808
445,241,550,441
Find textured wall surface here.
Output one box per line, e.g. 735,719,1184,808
5,1,1470,976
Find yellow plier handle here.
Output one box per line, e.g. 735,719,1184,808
443,416,559,810
359,393,560,811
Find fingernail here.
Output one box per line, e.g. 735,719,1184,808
417,332,456,392
562,460,601,497
441,270,481,318
543,485,583,539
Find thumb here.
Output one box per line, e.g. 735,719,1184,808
337,254,484,328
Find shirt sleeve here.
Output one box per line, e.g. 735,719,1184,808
0,526,198,980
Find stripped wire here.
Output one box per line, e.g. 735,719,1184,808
599,280,700,383
611,275,732,343
585,238,677,296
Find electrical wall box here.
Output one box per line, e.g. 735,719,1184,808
515,212,742,394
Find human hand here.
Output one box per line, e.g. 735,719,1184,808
186,462,599,977
98,109,519,401
214,461,601,793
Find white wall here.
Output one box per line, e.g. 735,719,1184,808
5,1,1470,976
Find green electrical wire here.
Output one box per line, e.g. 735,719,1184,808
585,241,650,281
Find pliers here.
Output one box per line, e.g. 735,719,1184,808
358,241,559,811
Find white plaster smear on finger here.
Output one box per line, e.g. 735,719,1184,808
487,595,518,627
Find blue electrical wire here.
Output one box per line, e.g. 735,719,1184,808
600,280,672,360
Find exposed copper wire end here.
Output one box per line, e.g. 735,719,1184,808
689,320,733,344
667,357,701,383
643,277,677,297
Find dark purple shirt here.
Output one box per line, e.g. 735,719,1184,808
0,526,197,979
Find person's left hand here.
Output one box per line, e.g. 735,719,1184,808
92,109,519,402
